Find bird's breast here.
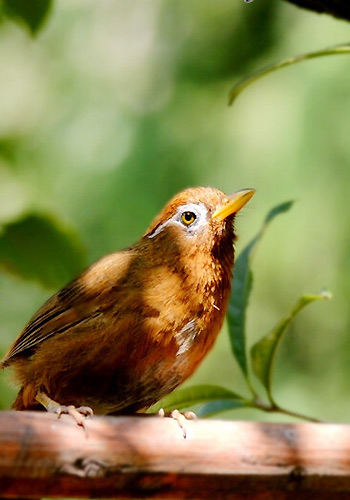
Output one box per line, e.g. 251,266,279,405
97,255,233,410
174,319,198,356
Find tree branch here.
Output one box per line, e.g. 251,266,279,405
0,411,349,498
284,0,350,21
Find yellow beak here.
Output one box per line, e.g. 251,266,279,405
212,188,255,221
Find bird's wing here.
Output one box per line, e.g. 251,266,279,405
1,251,135,366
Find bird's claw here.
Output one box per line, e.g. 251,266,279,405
158,407,197,439
76,406,94,417
54,404,93,430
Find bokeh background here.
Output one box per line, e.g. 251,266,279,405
0,0,349,421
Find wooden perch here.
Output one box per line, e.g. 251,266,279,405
284,0,350,21
0,411,349,499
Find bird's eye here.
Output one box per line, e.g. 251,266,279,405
181,211,197,226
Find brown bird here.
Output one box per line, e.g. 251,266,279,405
1,186,254,425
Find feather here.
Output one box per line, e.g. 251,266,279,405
1,250,134,366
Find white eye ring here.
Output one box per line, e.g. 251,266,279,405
148,203,208,239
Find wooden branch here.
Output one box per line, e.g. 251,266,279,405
0,411,349,499
283,0,350,21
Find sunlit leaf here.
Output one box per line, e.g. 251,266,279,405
198,399,249,418
149,384,245,413
3,0,53,35
0,213,85,289
228,201,294,381
250,291,331,403
229,43,350,105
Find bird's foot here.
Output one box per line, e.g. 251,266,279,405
54,405,94,429
35,391,93,431
158,408,197,439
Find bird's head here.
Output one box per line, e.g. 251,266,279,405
144,186,255,262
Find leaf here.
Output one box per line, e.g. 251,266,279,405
149,384,245,413
0,213,86,289
250,291,331,403
228,201,294,380
198,399,249,418
264,200,295,225
3,0,53,35
229,42,350,105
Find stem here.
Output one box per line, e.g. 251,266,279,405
228,42,350,105
273,405,322,423
251,398,322,423
245,375,259,399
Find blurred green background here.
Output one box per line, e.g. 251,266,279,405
0,0,349,421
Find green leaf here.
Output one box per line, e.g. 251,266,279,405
0,213,85,289
149,384,245,413
250,291,331,403
198,399,248,418
228,201,294,382
264,200,295,225
3,0,53,35
229,42,350,105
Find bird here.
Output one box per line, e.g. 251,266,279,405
1,186,254,427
